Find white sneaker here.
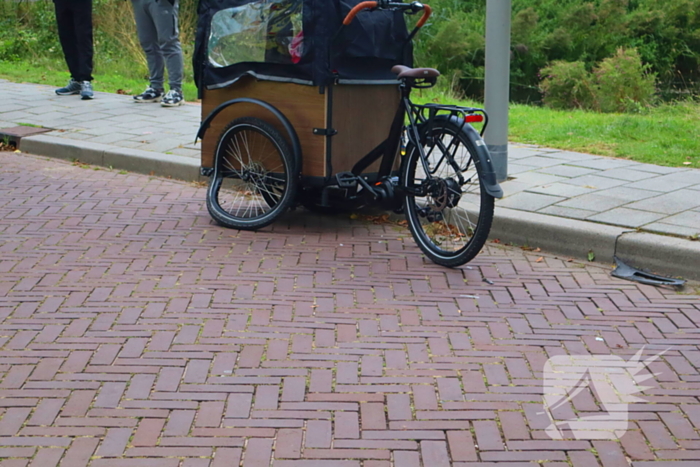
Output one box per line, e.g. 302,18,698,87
161,89,184,107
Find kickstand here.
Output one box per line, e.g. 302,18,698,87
611,256,685,288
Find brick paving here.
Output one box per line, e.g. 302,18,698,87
0,150,699,467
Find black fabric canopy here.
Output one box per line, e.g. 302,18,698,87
194,0,413,95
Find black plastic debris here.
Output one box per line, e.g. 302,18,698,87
611,256,686,288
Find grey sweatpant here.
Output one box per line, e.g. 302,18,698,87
131,0,184,91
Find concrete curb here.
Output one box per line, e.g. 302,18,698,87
489,207,629,264
490,207,700,281
18,133,700,282
20,134,203,182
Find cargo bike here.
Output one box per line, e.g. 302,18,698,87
194,0,503,267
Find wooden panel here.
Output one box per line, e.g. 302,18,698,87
201,77,326,177
201,79,401,179
330,85,401,174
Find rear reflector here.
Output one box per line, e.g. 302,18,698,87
465,114,484,123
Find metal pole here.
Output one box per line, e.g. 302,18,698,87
484,0,511,182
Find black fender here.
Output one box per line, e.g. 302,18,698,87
429,115,503,199
197,98,302,175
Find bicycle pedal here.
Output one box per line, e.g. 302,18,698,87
335,172,358,189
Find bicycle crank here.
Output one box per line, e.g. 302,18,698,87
373,176,403,212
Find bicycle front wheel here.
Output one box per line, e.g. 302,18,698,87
402,119,495,267
207,117,298,230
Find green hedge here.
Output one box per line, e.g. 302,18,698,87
414,0,700,101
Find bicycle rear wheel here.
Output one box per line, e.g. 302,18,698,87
402,118,494,267
206,117,298,230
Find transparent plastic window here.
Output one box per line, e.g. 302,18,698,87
208,0,304,68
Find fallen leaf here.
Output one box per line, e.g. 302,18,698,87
536,257,544,263
683,162,692,165
492,239,501,244
534,247,541,252
360,214,391,224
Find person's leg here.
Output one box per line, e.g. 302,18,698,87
71,0,94,82
54,0,81,87
132,0,165,92
151,0,183,92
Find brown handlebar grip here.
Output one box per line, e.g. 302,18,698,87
343,1,379,25
416,4,432,28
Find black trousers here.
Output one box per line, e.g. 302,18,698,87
54,0,94,82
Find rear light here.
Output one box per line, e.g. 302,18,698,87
465,114,484,123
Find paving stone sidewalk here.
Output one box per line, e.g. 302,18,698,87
2,79,699,240
1,150,699,466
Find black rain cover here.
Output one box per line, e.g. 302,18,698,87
194,0,413,95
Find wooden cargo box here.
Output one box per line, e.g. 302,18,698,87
201,76,401,178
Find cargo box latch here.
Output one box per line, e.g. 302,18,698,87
313,128,337,136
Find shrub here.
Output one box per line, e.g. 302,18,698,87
540,48,657,113
540,61,597,110
0,1,60,61
594,48,657,112
412,0,700,100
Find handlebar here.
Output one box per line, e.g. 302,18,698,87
343,1,378,26
342,1,432,29
415,4,432,28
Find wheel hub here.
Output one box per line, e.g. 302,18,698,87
428,178,462,212
241,162,266,184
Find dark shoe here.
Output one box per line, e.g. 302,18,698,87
55,79,81,96
161,89,184,107
80,81,94,100
133,87,163,103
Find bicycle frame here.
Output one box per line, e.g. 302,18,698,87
324,78,491,204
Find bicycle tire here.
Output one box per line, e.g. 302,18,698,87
206,117,298,230
401,118,495,267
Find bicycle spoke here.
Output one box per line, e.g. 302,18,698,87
212,123,292,220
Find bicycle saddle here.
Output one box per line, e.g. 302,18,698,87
391,65,441,79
